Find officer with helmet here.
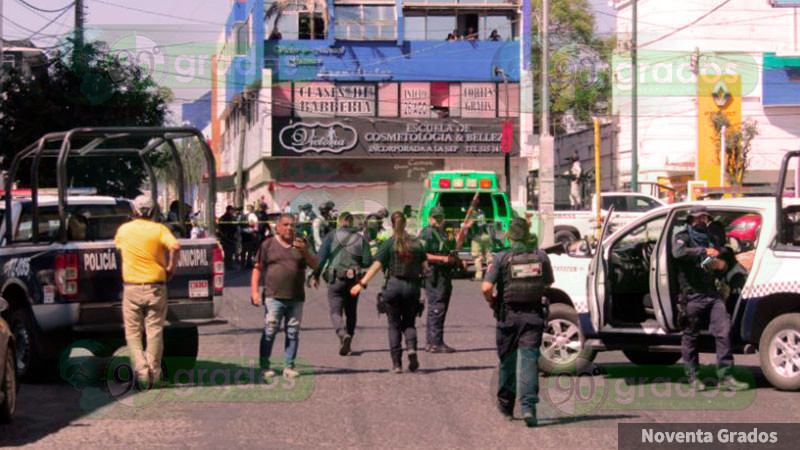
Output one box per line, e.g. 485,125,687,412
481,218,553,427
313,201,336,252
313,212,373,356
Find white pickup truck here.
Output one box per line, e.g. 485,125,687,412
553,192,665,245
537,152,800,390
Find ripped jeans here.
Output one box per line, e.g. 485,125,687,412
260,298,304,370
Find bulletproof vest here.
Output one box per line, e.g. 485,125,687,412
388,242,423,279
329,229,363,270
502,250,545,308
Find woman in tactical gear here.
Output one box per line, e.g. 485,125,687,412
351,211,427,373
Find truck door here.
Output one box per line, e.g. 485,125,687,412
586,206,616,331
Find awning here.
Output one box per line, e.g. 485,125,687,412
274,182,390,189
763,53,800,106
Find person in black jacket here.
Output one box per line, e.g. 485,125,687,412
671,206,748,391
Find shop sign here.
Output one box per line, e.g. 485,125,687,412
278,122,358,154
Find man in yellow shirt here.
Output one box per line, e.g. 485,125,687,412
115,195,181,386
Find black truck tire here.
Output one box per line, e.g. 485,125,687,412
7,308,38,380
539,303,596,374
162,323,199,378
554,229,579,247
759,313,800,391
0,347,16,423
622,349,681,366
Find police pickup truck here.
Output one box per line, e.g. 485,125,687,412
537,150,800,391
0,127,223,379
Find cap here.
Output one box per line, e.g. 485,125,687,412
429,206,445,218
687,205,711,219
300,203,312,211
507,218,530,242
133,195,154,213
324,200,335,209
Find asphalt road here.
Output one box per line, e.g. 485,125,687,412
2,271,799,449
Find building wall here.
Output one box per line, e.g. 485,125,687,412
613,0,800,189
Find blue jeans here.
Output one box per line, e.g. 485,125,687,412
260,298,304,369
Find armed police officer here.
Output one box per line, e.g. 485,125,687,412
420,206,459,353
312,201,336,252
352,211,427,373
671,206,749,391
481,218,553,427
314,212,373,356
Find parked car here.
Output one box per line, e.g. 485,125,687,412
727,214,761,250
0,297,17,423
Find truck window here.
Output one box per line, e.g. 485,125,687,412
15,203,134,242
602,196,629,212
437,193,494,220
492,194,508,218
632,196,661,212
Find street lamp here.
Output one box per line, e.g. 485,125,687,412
494,66,511,196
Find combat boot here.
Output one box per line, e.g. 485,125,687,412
408,345,419,372
391,352,403,374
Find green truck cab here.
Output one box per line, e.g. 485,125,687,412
416,171,542,256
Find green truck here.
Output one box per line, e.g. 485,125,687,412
415,171,542,262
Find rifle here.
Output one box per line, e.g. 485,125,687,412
446,191,481,275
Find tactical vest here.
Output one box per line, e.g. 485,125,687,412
329,229,363,271
502,250,545,308
388,242,424,280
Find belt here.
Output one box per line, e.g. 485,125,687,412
124,282,165,286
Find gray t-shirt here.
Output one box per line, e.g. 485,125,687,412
255,237,307,301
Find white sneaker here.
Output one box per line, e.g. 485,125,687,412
262,369,276,382
283,367,300,379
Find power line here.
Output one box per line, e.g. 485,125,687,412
16,0,73,13
636,0,733,50
88,0,225,26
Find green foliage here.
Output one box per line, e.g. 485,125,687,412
710,112,759,186
531,0,613,134
0,38,171,197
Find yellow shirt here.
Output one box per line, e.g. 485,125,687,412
115,219,180,283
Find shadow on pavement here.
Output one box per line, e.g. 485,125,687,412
536,414,639,427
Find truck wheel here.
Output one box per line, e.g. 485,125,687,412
8,308,38,380
759,313,800,391
554,229,578,247
0,347,16,423
539,304,596,374
162,324,199,378
622,350,681,366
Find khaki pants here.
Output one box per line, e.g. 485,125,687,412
471,234,494,280
122,283,168,379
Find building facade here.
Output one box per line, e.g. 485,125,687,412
212,0,534,213
613,0,800,197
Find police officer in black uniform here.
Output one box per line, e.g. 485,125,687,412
481,218,553,427
314,212,373,356
671,206,748,391
352,211,427,373
420,206,458,353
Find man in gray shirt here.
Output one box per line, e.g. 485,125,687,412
251,214,319,380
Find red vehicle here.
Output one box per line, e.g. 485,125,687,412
727,214,762,246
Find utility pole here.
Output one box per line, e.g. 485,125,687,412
594,117,602,240
631,0,639,193
539,0,555,247
75,0,85,47
234,93,249,209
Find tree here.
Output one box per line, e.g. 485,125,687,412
0,38,171,197
710,113,759,187
532,0,613,134
266,0,330,40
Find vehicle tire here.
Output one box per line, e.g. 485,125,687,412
622,349,681,366
554,229,579,248
539,303,596,374
759,313,800,391
7,308,38,380
0,347,16,423
162,324,199,378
